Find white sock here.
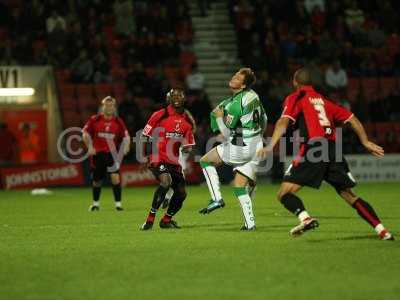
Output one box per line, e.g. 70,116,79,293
374,223,385,234
237,194,255,228
202,164,222,201
298,211,310,222
93,201,99,207
115,201,122,208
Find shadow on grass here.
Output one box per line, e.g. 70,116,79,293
306,234,398,243
317,215,399,220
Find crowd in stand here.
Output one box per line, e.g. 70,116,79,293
229,0,400,122
1,0,400,160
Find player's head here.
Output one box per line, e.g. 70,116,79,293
293,67,312,90
229,67,256,91
167,88,185,109
101,96,117,117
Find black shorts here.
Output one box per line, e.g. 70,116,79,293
283,140,356,191
91,152,120,182
149,162,186,189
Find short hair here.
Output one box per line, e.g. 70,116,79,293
101,96,116,105
239,67,256,89
294,67,312,86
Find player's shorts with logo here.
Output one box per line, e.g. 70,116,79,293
91,152,121,181
149,162,185,188
283,140,356,191
216,135,263,182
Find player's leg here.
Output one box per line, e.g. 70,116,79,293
110,173,123,211
89,154,105,211
160,172,187,229
162,189,174,209
278,182,319,236
199,147,225,214
279,156,325,236
233,171,256,230
325,159,395,241
337,188,393,240
141,166,172,230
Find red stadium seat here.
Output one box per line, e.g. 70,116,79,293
58,84,76,98
110,54,122,67
76,84,94,100
59,96,77,111
94,84,112,100
380,78,397,98
77,97,99,112
180,51,197,68
62,110,82,128
111,68,128,81
56,70,71,84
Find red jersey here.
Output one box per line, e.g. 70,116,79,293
143,105,195,166
282,86,353,142
83,114,129,153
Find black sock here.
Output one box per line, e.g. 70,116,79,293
112,184,121,202
352,198,381,228
92,186,101,201
281,193,306,216
152,185,169,210
167,196,184,216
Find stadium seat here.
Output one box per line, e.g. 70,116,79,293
62,110,83,128
59,96,78,111
380,78,397,98
56,70,71,84
111,68,128,81
58,84,76,99
76,84,94,100
180,51,197,68
77,97,98,112
94,84,112,100
110,54,122,68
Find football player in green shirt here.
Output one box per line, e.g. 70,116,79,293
199,68,267,230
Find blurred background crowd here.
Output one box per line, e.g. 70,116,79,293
0,0,399,164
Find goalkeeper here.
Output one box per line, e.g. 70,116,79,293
199,68,267,230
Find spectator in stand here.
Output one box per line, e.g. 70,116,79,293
198,0,211,17
113,0,136,37
126,62,147,96
185,64,205,96
325,60,348,94
344,1,365,32
119,91,145,136
13,36,34,65
303,0,325,15
318,30,339,62
47,20,67,52
0,123,17,165
70,49,94,83
46,10,66,33
93,51,111,83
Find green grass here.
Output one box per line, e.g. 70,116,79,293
1,183,400,300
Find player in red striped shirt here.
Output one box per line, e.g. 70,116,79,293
82,96,130,211
140,88,195,230
257,68,394,240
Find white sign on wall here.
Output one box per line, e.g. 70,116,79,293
284,154,400,182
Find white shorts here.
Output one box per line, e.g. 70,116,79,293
216,136,263,182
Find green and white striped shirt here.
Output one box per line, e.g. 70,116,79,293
211,89,267,138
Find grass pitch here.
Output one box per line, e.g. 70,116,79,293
1,183,399,300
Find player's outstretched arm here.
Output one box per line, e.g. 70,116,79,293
347,115,384,157
257,117,290,159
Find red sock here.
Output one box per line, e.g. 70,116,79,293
162,214,172,223
352,198,381,228
146,211,156,223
